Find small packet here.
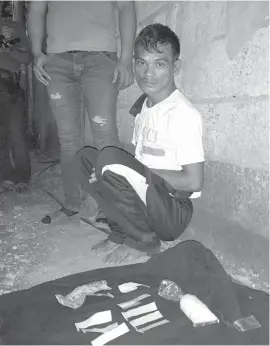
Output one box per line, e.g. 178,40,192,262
233,315,261,332
75,310,112,331
117,293,151,310
91,322,129,346
118,282,150,293
55,280,113,309
81,322,119,334
158,279,182,302
121,302,158,320
136,319,170,333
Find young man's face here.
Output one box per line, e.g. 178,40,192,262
134,43,180,100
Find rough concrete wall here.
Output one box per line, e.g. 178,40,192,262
176,1,269,238
117,1,269,240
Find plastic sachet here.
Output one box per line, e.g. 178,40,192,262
158,279,182,301
118,282,150,293
231,315,261,332
55,280,113,309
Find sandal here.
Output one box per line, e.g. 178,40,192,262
95,210,109,225
0,180,15,192
41,207,79,224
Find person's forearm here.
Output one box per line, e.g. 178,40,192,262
150,169,201,192
27,2,47,56
117,1,136,62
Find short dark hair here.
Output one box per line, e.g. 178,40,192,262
135,23,180,60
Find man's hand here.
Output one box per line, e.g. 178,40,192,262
115,1,136,90
112,58,134,90
33,52,51,86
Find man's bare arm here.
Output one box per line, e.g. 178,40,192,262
116,1,136,62
28,1,50,85
27,1,47,56
114,1,136,89
150,162,204,192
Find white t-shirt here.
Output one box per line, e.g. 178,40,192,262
132,89,204,198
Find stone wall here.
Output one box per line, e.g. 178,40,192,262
117,1,269,241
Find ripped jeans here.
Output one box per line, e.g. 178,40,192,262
45,51,119,211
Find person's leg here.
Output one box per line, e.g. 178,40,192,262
92,147,160,262
97,147,194,262
75,146,121,253
0,92,15,188
42,53,83,223
97,165,193,243
76,145,193,262
81,51,119,224
8,87,31,188
75,145,157,255
146,183,193,242
32,74,60,163
81,51,119,149
75,146,99,197
32,74,49,158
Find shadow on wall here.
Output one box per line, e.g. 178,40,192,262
226,2,269,59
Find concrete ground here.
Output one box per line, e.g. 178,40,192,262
0,155,269,296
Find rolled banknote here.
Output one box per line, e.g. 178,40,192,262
55,280,113,309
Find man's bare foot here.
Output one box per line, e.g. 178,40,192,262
104,244,150,265
91,238,120,254
160,237,182,251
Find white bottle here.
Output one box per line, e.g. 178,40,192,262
179,291,219,327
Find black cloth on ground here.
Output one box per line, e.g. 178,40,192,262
0,240,268,345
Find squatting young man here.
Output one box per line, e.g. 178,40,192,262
76,23,205,264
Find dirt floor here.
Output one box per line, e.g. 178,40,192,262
0,156,269,296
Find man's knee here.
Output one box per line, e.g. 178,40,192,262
75,146,97,161
74,146,98,174
96,146,128,175
99,146,125,161
94,134,120,151
74,147,86,168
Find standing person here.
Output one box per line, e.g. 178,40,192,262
75,24,205,264
27,1,136,224
0,0,31,192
